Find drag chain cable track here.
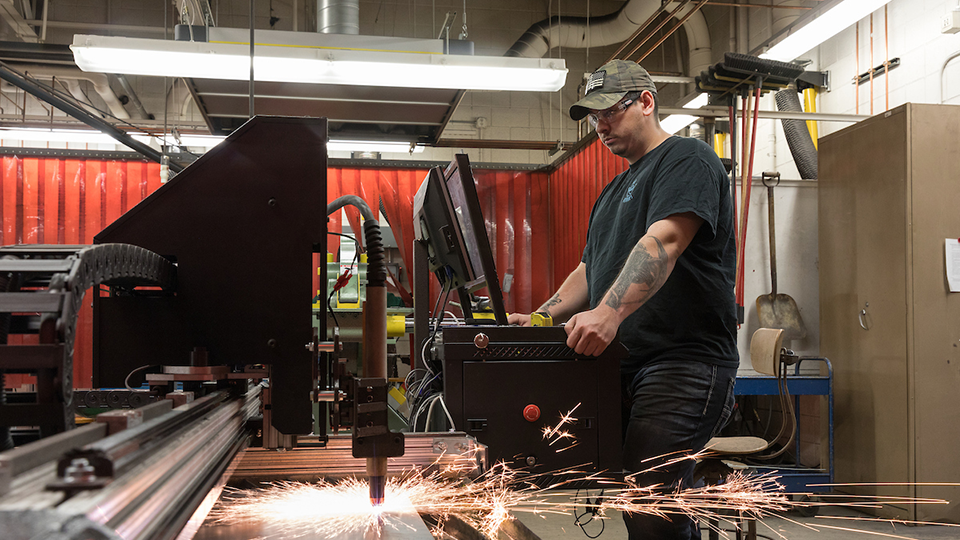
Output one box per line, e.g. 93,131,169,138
0,243,176,424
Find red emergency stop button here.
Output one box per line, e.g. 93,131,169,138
523,404,541,422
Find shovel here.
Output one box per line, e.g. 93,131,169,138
756,172,806,340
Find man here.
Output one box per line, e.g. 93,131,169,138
508,60,738,539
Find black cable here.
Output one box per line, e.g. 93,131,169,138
326,291,339,328
328,231,360,251
699,526,775,540
21,67,163,141
573,488,606,539
432,283,452,340
409,271,455,431
324,232,362,330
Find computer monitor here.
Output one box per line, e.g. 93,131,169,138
413,154,507,325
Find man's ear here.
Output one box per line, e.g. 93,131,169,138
639,90,657,116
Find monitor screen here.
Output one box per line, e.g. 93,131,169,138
444,164,485,291
413,154,507,324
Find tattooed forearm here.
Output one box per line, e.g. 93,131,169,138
539,293,562,315
604,236,668,310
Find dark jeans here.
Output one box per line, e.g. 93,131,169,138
620,359,737,540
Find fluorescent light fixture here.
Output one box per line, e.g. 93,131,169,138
660,93,709,135
761,0,894,62
0,128,422,154
71,34,568,92
0,128,226,148
155,134,225,148
327,140,423,154
0,128,118,145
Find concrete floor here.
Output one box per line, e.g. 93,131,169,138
516,497,960,540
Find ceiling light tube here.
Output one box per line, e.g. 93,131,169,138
0,128,225,148
0,128,118,145
0,128,423,155
327,140,423,154
761,0,894,62
660,93,709,135
71,35,568,92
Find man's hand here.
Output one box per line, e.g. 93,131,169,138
507,313,533,326
564,306,620,356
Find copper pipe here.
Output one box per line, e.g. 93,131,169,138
433,139,575,151
624,0,691,61
636,0,710,64
869,13,874,115
604,3,670,64
855,21,859,114
884,14,891,106
705,1,810,8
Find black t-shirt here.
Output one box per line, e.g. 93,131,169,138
582,136,738,369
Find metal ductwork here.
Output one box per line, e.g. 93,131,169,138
318,0,359,35
774,88,818,180
19,65,130,119
506,0,712,77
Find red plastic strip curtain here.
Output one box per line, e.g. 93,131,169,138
325,167,429,305
0,156,161,391
1,157,553,392
548,138,629,290
326,167,549,316
469,170,549,315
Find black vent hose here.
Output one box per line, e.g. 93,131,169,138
774,89,818,180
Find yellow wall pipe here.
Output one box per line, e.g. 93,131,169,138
713,132,726,159
803,88,819,149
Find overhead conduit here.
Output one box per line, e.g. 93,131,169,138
19,65,131,120
505,0,712,77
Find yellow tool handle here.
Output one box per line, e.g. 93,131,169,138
530,312,553,327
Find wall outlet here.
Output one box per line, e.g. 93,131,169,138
942,10,960,34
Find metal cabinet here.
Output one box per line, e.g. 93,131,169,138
819,103,960,522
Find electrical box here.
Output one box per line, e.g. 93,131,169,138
941,10,960,34
439,326,624,483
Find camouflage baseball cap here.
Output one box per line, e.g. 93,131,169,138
569,60,658,121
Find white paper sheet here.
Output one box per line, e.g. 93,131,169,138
946,238,960,293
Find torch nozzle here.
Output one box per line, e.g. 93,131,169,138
369,474,386,506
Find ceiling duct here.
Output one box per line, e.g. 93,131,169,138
506,0,712,77
318,0,359,35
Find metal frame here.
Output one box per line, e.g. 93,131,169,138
734,357,834,493
93,116,327,435
0,244,176,435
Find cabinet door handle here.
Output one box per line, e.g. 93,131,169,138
859,309,869,330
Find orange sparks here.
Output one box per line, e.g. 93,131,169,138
205,449,956,540
208,462,550,539
541,403,581,452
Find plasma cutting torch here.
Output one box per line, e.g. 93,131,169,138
328,197,405,506
354,220,403,506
